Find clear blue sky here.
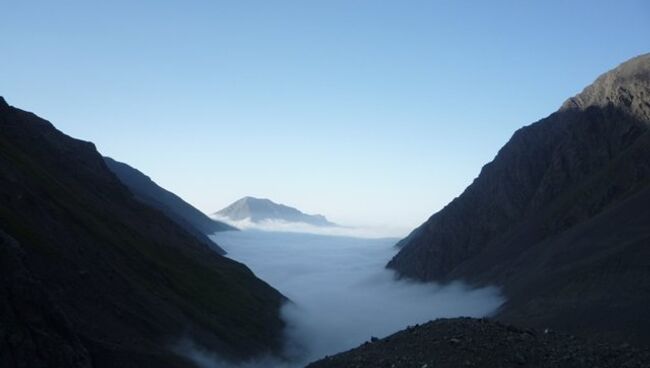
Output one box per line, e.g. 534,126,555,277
2,1,649,232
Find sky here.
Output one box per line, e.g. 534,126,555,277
1,1,649,231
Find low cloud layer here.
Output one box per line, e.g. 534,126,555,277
212,215,409,238
184,230,503,367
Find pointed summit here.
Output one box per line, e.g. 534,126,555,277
215,197,336,226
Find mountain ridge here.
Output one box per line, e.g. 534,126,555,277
0,97,287,367
387,53,650,346
215,196,336,227
561,52,650,120
103,156,236,255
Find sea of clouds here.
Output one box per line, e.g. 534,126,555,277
211,214,409,239
179,229,503,367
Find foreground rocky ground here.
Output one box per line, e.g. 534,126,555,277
307,318,650,368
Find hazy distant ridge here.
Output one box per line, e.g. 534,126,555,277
215,196,336,227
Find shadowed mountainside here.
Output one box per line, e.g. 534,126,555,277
0,97,286,367
387,54,650,345
104,157,236,255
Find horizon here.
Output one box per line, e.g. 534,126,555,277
2,1,649,230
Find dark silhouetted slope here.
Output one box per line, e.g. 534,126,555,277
0,97,286,367
387,54,650,345
104,157,236,255
308,318,650,368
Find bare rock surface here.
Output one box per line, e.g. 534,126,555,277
307,318,650,368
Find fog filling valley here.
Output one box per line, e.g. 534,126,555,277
182,229,503,367
211,215,409,239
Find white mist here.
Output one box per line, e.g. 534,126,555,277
186,229,503,367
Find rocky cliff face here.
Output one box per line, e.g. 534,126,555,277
387,54,650,345
561,53,650,121
0,97,286,367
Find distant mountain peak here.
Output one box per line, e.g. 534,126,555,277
215,196,336,227
241,196,274,204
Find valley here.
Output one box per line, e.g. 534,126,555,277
2,2,649,366
201,230,502,367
